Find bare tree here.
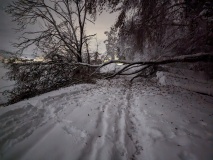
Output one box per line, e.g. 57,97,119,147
6,0,96,63
3,0,101,105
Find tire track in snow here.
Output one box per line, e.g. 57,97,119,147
1,79,135,159
0,85,98,157
77,96,112,160
79,85,132,160
124,83,145,160
113,89,130,160
10,87,99,160
103,84,133,160
89,100,111,160
98,81,134,160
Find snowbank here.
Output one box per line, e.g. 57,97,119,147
157,70,213,96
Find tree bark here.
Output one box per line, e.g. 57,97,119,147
77,55,83,63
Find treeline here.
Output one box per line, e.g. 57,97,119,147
102,0,213,60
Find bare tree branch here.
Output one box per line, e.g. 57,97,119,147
6,0,96,63
91,52,213,78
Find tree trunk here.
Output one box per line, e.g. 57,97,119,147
77,55,83,63
85,42,90,64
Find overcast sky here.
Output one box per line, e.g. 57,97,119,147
86,11,118,54
0,0,118,57
0,0,15,51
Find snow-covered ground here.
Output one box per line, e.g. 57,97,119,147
0,79,213,160
157,68,213,96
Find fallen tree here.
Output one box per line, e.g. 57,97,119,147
2,52,212,106
92,52,213,81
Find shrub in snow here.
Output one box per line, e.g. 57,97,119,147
4,62,98,104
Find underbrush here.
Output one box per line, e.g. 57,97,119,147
2,62,105,106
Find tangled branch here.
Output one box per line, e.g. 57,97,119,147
92,52,213,80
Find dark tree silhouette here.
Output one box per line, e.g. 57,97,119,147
92,0,213,59
7,0,96,63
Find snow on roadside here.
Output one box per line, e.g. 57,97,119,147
157,71,213,96
0,79,213,160
129,82,213,160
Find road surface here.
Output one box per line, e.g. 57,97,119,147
0,79,213,160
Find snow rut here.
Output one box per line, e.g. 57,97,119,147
87,100,111,160
0,85,98,158
78,82,134,160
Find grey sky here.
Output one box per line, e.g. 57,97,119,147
0,0,15,51
86,11,118,53
0,0,118,57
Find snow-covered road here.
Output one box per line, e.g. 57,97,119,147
0,79,213,160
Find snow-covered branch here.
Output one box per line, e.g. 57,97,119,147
92,52,213,78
